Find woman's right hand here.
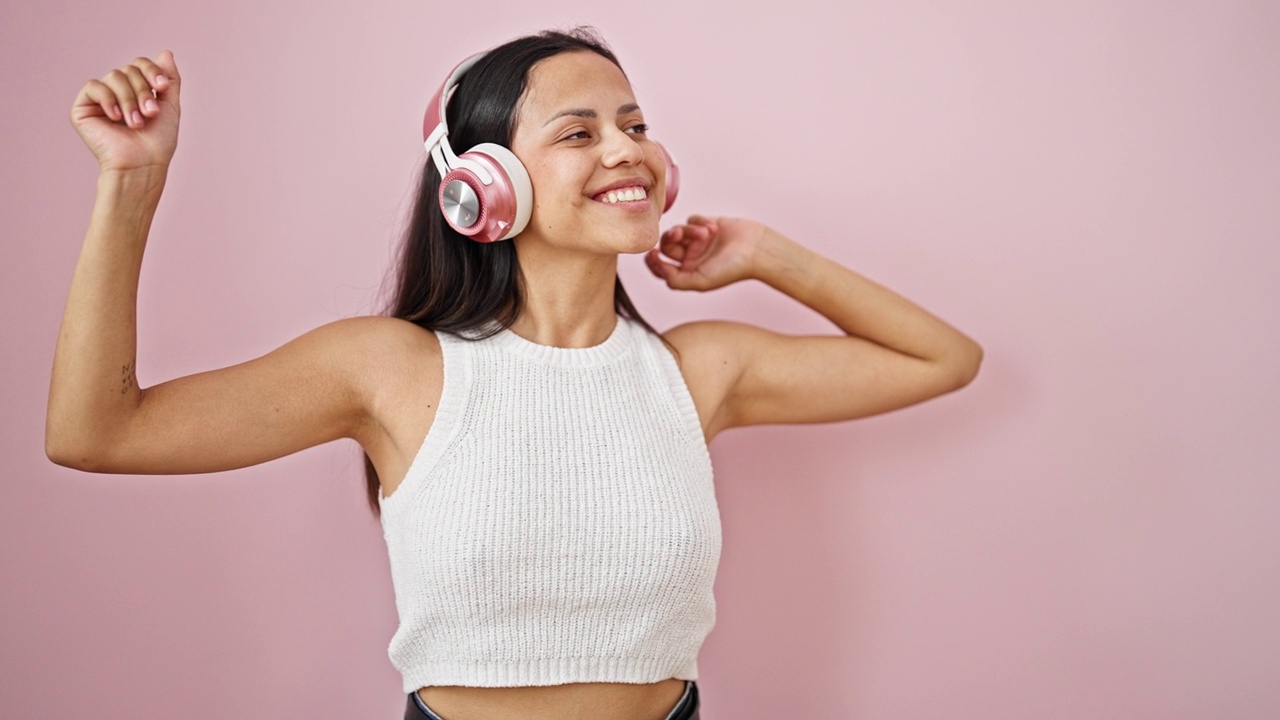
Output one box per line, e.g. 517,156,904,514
70,50,181,174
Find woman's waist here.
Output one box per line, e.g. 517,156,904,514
415,678,690,720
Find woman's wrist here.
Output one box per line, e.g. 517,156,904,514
95,166,168,219
97,165,169,198
750,227,820,296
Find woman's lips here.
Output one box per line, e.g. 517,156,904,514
592,185,649,204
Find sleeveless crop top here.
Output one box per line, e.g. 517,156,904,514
377,315,722,692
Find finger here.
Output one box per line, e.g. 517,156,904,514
73,79,124,123
120,64,160,121
154,49,181,98
696,217,720,237
659,226,687,258
152,50,181,104
100,67,146,129
683,234,711,263
675,225,711,260
659,232,687,261
644,248,676,282
650,248,704,291
128,57,167,116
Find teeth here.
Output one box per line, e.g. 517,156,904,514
598,186,648,204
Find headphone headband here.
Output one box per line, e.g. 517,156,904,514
423,51,488,177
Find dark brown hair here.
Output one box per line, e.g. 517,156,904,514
364,28,669,518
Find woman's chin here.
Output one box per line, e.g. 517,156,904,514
617,234,660,255
609,223,661,255
515,220,659,256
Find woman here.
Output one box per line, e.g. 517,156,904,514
49,27,982,720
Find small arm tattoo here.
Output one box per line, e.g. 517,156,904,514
121,360,135,395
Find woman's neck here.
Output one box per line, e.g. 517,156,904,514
508,242,620,348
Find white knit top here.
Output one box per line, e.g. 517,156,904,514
378,315,722,692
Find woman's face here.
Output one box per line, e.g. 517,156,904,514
509,50,666,255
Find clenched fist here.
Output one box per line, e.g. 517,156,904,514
70,50,181,173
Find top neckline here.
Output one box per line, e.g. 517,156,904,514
487,315,633,367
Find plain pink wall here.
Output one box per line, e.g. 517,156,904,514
4,0,1278,718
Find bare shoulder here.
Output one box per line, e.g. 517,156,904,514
303,315,437,365
318,314,439,352
660,320,765,441
324,317,450,496
662,319,773,356
318,315,443,424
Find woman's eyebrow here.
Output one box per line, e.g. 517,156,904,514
542,103,642,127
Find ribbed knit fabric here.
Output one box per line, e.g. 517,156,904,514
378,315,722,692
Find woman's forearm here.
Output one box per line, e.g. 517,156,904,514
46,168,167,464
751,227,983,372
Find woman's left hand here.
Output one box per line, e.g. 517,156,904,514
645,215,769,291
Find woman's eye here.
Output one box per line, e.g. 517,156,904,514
564,130,590,141
626,123,649,135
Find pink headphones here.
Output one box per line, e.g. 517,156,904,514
422,51,680,243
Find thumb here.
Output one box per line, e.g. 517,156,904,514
154,49,182,106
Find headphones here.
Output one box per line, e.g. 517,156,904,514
422,51,680,243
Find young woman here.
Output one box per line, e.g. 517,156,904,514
50,28,982,720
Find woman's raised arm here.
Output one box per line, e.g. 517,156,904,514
647,215,983,436
46,51,387,474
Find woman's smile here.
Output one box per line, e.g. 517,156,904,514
592,185,648,204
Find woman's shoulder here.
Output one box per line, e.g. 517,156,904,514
255,316,440,377
660,319,762,363
309,315,444,401
660,319,771,387
300,317,450,486
658,320,763,442
312,315,442,364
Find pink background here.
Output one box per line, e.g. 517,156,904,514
3,0,1278,718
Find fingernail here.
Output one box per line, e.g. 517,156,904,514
144,98,157,113
131,110,143,126
155,74,168,85
112,104,121,119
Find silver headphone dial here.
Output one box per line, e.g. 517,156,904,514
442,179,480,229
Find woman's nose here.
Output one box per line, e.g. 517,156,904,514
601,129,644,167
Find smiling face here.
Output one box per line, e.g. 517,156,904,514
509,50,666,255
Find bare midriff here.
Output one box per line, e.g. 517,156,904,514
414,678,689,720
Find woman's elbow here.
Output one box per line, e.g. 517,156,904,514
44,421,108,472
960,343,984,386
947,342,984,389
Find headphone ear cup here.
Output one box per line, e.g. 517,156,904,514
656,142,679,213
470,143,532,240
437,143,533,243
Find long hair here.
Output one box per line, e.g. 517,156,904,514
363,28,671,518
